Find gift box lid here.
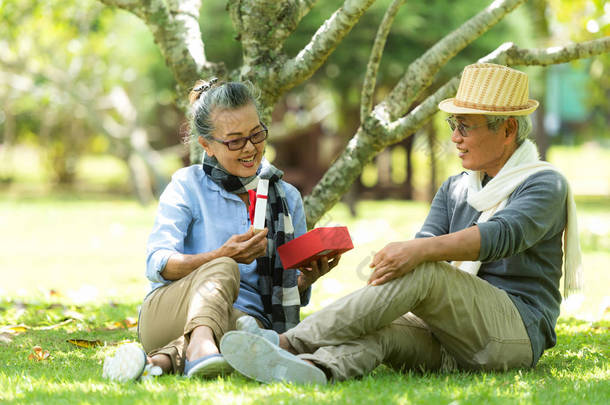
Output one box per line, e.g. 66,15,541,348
277,226,353,269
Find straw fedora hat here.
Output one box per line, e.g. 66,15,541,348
438,63,539,116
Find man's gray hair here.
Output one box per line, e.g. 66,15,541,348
485,115,532,145
188,81,261,143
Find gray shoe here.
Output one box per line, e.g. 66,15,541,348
235,315,280,346
220,331,327,385
184,353,233,378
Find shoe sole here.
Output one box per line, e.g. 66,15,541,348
235,316,280,346
220,331,326,385
187,356,233,378
103,343,147,382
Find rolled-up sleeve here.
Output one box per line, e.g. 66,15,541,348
145,176,195,284
478,171,568,262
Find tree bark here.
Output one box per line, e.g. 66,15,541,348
360,0,406,121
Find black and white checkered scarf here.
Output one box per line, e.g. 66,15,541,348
202,153,300,333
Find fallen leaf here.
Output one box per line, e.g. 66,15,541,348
104,317,138,330
28,346,50,361
37,319,74,330
67,339,104,348
1,324,30,334
124,317,138,328
106,321,124,330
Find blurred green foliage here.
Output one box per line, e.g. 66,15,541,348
0,0,177,184
547,0,610,143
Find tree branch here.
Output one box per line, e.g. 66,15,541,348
278,0,377,91
304,38,610,227
275,0,321,45
482,37,610,66
379,0,526,121
360,0,406,123
97,0,142,16
228,0,320,66
99,0,223,110
303,119,389,228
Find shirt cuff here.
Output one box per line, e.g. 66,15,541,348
146,249,175,284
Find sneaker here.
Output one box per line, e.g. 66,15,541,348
236,315,280,346
184,353,233,378
103,342,148,382
220,331,327,385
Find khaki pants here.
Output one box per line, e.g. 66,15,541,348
138,257,249,373
284,260,533,381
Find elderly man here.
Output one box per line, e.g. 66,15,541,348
219,63,582,384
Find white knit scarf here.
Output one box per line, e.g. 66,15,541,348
452,140,583,297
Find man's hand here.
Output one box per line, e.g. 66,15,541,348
298,255,341,293
368,240,425,286
218,227,269,264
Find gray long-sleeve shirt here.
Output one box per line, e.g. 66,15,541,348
416,170,568,365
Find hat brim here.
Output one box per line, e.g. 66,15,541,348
438,98,539,116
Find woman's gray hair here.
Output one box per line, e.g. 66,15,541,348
187,80,261,143
485,115,532,145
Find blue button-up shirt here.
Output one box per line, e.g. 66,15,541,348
146,164,309,328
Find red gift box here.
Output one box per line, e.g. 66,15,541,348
278,226,353,269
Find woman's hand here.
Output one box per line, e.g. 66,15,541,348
367,240,425,286
218,227,269,264
297,254,341,293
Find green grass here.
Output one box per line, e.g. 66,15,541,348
1,143,609,404
0,300,608,404
1,194,609,404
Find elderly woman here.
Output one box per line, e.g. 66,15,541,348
105,79,339,380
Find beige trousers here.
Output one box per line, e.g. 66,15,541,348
138,257,250,373
284,260,533,381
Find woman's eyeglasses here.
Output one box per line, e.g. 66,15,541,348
212,123,268,151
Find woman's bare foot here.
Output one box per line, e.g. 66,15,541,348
148,353,172,374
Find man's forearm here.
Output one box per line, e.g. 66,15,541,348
420,225,481,263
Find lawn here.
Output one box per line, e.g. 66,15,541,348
1,145,609,404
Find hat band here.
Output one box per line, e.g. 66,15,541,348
454,98,530,112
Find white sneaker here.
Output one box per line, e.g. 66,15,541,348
103,342,148,382
220,331,327,385
236,315,280,346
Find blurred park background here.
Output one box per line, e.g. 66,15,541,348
1,0,609,319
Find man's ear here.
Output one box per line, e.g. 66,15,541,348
198,136,214,157
505,117,518,140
